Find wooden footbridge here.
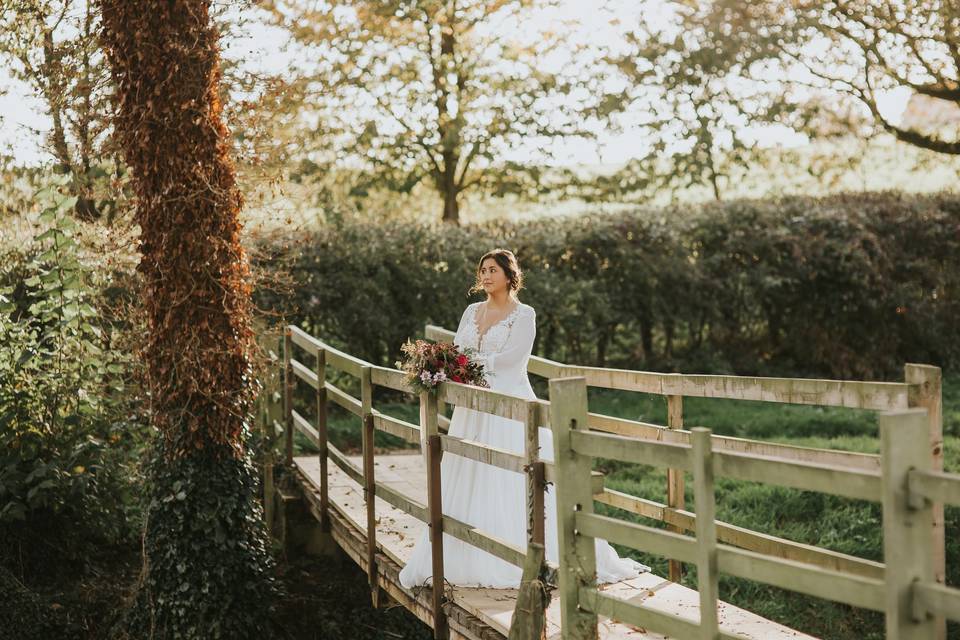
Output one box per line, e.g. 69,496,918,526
256,321,960,640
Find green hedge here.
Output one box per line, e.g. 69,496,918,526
256,191,960,380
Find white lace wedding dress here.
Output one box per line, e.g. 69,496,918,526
398,300,650,588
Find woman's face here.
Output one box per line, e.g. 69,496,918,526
479,258,510,296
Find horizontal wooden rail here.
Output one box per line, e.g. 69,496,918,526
369,365,410,393
570,430,693,470
575,511,698,564
595,488,884,579
326,380,363,416
437,380,533,422
291,409,320,446
914,581,960,622
908,468,960,507
289,325,368,377
588,411,881,472
375,479,429,523
371,412,420,444
716,545,886,612
439,434,526,474
713,450,881,502
441,513,527,569
426,322,914,410
290,357,319,389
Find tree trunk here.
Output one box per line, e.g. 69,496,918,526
99,1,279,637
442,185,460,224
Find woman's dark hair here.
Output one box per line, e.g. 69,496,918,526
468,248,524,298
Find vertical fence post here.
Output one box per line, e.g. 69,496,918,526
881,408,935,640
691,427,719,639
316,347,329,532
666,394,685,582
282,327,294,466
420,389,447,640
360,366,382,608
261,334,281,534
905,364,945,640
525,401,546,548
549,376,597,640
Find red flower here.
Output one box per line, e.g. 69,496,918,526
456,354,468,366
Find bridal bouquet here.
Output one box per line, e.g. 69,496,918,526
395,339,489,394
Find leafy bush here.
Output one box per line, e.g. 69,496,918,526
257,191,960,379
0,183,147,571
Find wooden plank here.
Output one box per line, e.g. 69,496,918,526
906,363,946,640
666,394,684,583
716,545,886,612
881,408,936,638
316,347,329,531
439,434,527,473
440,513,527,569
524,402,545,549
283,328,294,465
438,380,532,422
548,377,598,639
908,469,960,507
913,581,960,624
370,364,411,393
594,488,884,580
326,380,363,416
712,450,881,502
563,366,913,411
570,430,693,471
360,366,381,607
372,411,421,444
422,390,448,640
575,512,698,564
289,324,366,377
375,479,429,523
508,543,548,640
291,409,320,446
588,411,881,472
692,428,719,639
290,357,319,389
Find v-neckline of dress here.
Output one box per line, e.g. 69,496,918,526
473,301,521,350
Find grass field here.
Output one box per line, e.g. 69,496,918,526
294,373,959,639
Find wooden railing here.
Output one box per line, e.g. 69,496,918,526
257,322,959,640
548,375,960,640
427,324,946,613
261,325,554,640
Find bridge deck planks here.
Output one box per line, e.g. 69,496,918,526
294,454,816,640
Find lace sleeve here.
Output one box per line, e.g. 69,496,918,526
453,302,475,348
483,305,536,376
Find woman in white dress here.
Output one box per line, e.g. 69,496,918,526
398,248,650,589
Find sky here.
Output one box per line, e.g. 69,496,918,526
0,0,912,168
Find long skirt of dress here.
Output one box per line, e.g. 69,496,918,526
398,401,651,589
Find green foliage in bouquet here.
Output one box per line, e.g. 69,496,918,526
396,339,489,395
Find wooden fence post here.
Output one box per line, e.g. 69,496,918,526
691,427,718,639
549,376,598,640
420,389,448,640
316,346,329,532
360,366,383,608
262,334,281,534
525,401,546,548
880,408,935,640
666,394,685,583
282,326,294,466
905,364,945,640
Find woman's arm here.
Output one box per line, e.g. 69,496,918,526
482,306,536,375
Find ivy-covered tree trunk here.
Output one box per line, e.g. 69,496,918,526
98,2,279,638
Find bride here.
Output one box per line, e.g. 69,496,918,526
398,248,650,589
